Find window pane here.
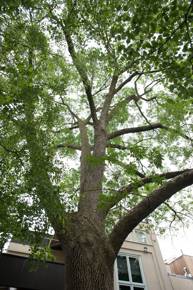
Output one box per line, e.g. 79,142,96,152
129,257,143,283
117,256,129,281
135,231,147,243
134,288,145,290
119,286,131,290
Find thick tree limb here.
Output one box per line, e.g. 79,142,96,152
101,169,192,216
108,123,193,142
108,123,165,139
109,169,193,254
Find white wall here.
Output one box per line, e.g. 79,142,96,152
169,275,193,290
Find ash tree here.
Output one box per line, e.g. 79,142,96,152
0,1,193,289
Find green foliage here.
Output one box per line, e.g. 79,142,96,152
30,244,55,265
0,0,192,250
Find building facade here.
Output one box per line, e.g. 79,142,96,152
165,254,193,290
0,228,174,290
166,254,193,277
114,230,172,290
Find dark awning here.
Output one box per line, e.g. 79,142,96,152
0,254,64,290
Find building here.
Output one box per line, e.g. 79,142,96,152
0,228,174,290
165,254,193,290
114,229,173,290
165,254,193,277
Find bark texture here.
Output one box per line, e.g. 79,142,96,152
62,214,115,290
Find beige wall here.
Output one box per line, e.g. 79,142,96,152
114,232,173,290
7,241,64,264
169,274,193,290
7,242,31,257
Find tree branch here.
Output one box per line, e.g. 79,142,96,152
100,71,158,125
139,78,163,102
108,123,165,139
108,123,193,143
48,7,97,124
57,143,132,151
134,76,154,126
108,77,163,123
57,143,81,150
57,122,193,151
64,30,97,123
92,77,111,96
109,169,193,254
108,94,139,122
59,97,80,121
100,75,118,125
107,143,129,150
101,169,192,216
114,72,139,94
164,202,183,228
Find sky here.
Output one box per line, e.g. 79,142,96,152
158,224,193,261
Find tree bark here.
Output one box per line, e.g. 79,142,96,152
63,246,114,290
110,169,193,255
62,214,115,290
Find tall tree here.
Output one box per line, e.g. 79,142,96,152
0,1,193,289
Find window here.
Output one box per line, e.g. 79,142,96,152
116,254,146,290
135,231,147,244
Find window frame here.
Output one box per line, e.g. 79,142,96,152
115,252,147,290
134,230,148,244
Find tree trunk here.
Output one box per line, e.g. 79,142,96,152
62,214,115,290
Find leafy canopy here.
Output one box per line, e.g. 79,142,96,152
0,0,193,250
